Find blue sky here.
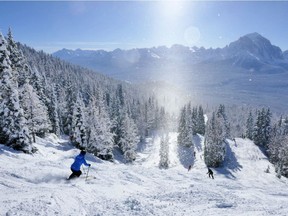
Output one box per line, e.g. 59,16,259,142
0,1,288,53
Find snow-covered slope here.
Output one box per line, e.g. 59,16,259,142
1,134,288,216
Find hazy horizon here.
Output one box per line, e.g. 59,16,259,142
1,1,288,53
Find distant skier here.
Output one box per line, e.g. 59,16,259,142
232,138,237,147
68,150,91,180
188,164,192,172
265,165,270,173
207,168,214,179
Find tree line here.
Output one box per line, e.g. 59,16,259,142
0,29,170,162
177,103,288,178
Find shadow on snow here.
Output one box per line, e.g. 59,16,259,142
177,145,194,169
217,142,243,180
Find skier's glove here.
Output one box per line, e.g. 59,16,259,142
88,164,91,167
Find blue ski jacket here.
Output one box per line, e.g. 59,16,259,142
71,154,90,171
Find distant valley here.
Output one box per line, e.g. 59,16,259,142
53,33,288,112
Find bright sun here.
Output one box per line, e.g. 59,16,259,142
161,0,184,17
156,1,200,46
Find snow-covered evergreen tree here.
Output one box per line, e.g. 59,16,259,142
130,99,146,142
283,116,288,135
217,104,230,139
0,32,35,153
86,96,114,160
191,106,198,135
71,93,87,149
48,84,60,136
30,66,47,104
253,108,271,147
20,80,51,141
158,107,167,132
159,134,170,169
204,112,226,167
118,111,139,162
110,84,126,146
6,28,27,85
197,105,205,135
268,116,288,178
246,111,254,139
177,106,193,147
63,78,77,135
143,97,157,137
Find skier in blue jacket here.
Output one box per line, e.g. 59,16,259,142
68,150,91,180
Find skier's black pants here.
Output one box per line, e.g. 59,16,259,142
209,173,214,179
68,168,82,179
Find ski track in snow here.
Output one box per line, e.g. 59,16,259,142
1,134,288,216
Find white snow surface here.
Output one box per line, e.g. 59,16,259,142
1,133,288,216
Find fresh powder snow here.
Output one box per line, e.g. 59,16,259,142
1,133,288,216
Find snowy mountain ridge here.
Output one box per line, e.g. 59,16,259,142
226,32,283,62
1,133,288,215
53,32,288,74
51,33,288,112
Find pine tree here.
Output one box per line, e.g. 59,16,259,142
191,106,198,135
61,77,77,135
283,116,288,135
49,84,60,136
197,105,205,135
134,100,146,142
177,106,186,145
110,85,125,145
158,107,167,132
177,105,193,147
6,28,24,83
154,104,160,131
268,116,288,178
30,66,46,104
159,134,170,169
71,93,87,149
0,32,34,153
245,111,254,139
86,96,114,160
217,104,230,139
20,80,51,141
269,133,288,178
117,84,125,107
204,112,226,167
253,108,271,147
143,97,156,137
118,111,139,162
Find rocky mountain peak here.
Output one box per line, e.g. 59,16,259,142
227,33,283,62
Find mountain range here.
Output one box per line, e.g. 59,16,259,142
53,33,288,112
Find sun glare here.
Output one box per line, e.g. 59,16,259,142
153,1,200,47
161,0,184,17
152,1,187,45
184,26,201,46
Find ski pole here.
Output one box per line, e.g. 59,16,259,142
82,166,86,174
85,166,90,181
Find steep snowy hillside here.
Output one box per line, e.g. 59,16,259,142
1,134,288,216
